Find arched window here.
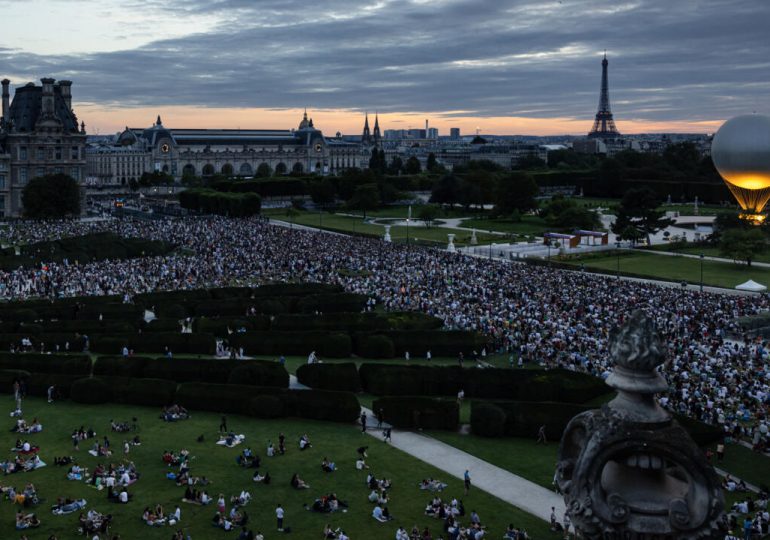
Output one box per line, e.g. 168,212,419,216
239,163,253,176
315,162,322,172
202,164,215,176
162,164,169,173
182,164,196,177
292,162,304,174
275,162,287,175
221,163,234,176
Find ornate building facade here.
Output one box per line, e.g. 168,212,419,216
0,78,87,217
87,112,367,187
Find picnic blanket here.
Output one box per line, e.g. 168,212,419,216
216,434,245,448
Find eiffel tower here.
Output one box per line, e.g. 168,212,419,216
588,52,620,138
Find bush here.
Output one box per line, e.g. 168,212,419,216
355,335,395,359
384,312,444,331
0,353,91,375
0,334,88,353
110,377,178,407
24,373,82,399
471,403,508,437
226,362,289,388
322,333,352,358
296,363,361,392
381,330,487,357
89,333,215,355
291,389,361,422
471,400,590,440
155,304,188,319
251,283,343,297
93,356,150,378
194,316,270,336
372,396,459,430
249,395,286,419
176,382,279,415
70,377,113,404
674,414,724,446
0,369,31,390
229,331,341,357
296,293,368,314
271,313,390,333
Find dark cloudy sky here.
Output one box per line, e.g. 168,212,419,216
1,0,768,135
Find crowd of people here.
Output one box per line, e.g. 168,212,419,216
2,216,769,443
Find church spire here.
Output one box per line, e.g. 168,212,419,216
156,114,162,126
362,112,371,143
373,112,381,144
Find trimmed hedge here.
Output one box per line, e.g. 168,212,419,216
271,313,389,333
356,334,395,359
93,356,150,378
251,283,343,297
296,363,361,392
296,293,368,314
358,364,608,402
174,382,359,422
0,369,31,389
25,373,82,398
70,377,113,404
470,400,590,440
226,362,290,388
193,316,270,336
372,396,459,430
108,377,178,407
0,353,91,375
89,333,215,355
674,414,724,446
228,332,351,358
356,330,486,357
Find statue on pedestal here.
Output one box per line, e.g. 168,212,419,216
470,229,478,245
383,225,392,243
556,311,725,539
447,234,456,253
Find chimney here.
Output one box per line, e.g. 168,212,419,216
1,79,9,123
425,119,428,135
58,80,72,111
41,77,55,115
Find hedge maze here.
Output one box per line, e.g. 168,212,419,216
0,282,722,446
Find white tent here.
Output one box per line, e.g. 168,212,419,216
736,280,768,292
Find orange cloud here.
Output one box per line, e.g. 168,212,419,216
78,104,723,137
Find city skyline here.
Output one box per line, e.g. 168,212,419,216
1,0,768,136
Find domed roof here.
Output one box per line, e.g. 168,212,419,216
471,135,487,145
117,127,137,146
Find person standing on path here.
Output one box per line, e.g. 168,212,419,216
276,503,284,532
376,408,384,429
360,411,367,433
537,425,547,444
716,441,725,462
464,469,471,495
383,427,392,444
220,415,228,433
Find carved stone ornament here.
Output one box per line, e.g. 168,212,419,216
556,311,725,539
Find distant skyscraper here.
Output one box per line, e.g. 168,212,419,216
450,127,460,139
588,53,620,139
427,127,439,139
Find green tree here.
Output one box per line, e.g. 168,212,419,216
611,187,673,245
426,153,438,172
540,198,601,230
387,156,403,176
430,174,460,206
347,183,381,219
285,206,300,228
494,172,539,215
404,156,422,175
417,205,440,228
720,228,767,267
256,163,272,178
22,174,81,218
309,179,336,207
515,154,546,169
140,171,173,186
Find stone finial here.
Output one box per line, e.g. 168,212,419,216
606,310,668,398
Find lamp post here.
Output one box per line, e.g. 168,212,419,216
406,218,410,248
489,230,493,260
547,242,551,265
700,253,704,292
615,240,622,279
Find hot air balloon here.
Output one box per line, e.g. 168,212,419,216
711,114,770,224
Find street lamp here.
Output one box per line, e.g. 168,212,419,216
700,253,704,292
406,218,410,248
489,230,493,260
615,240,622,279
547,242,551,264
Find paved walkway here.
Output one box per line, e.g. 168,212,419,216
288,376,565,522
359,407,565,523
638,248,770,270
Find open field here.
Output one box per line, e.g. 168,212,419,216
0,396,552,540
262,209,500,246
561,251,770,289
648,244,770,265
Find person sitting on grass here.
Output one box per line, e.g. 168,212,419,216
321,457,336,472
142,506,166,526
230,490,251,507
66,464,87,481
372,504,392,522
290,473,310,489
419,478,448,492
356,457,369,470
161,405,189,422
15,511,40,530
299,434,312,450
212,511,234,531
253,470,270,484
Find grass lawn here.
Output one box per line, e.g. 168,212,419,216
262,210,499,246
704,442,770,487
0,396,552,540
648,244,770,265
562,251,770,289
426,433,558,490
461,216,547,237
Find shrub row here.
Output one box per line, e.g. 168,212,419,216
372,396,459,430
93,356,289,387
296,363,361,392
89,333,216,355
0,369,81,398
353,330,487,358
358,364,608,402
179,188,262,217
0,352,91,375
471,400,590,440
228,332,352,358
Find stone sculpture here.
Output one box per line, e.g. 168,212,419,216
556,311,725,539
